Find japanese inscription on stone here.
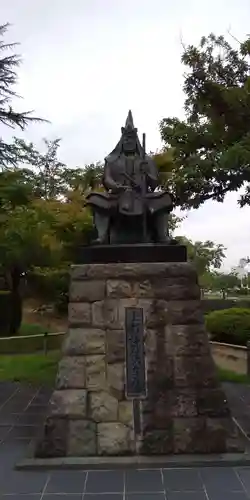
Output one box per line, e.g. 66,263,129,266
125,307,146,398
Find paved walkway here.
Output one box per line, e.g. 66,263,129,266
1,381,250,498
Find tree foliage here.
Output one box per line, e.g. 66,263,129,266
0,22,48,334
160,33,250,208
211,271,240,292
199,270,240,293
178,237,225,275
0,23,46,167
0,136,120,270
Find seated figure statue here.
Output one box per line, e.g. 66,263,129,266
86,110,174,245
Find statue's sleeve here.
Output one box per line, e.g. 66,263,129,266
146,158,158,191
102,161,119,191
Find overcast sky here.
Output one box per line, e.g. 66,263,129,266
1,0,250,271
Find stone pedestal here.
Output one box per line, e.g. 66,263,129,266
35,262,243,457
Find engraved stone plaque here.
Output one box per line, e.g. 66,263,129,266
125,307,146,398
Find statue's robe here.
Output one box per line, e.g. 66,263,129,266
86,154,173,217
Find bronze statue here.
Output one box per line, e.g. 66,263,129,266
86,111,174,244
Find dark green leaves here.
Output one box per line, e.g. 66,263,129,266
160,32,250,208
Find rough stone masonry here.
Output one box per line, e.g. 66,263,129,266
35,262,244,457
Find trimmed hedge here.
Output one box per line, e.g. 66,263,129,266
205,307,250,346
201,299,250,314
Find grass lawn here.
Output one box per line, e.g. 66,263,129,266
0,322,51,338
0,351,250,388
0,351,60,386
217,367,250,384
0,326,64,354
18,322,51,336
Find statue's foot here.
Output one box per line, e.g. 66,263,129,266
157,236,172,244
157,236,178,245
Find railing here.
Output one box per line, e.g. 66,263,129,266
0,331,65,355
1,333,250,377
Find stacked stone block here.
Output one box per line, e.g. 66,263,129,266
35,262,243,457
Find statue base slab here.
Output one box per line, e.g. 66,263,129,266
34,262,244,458
76,243,187,264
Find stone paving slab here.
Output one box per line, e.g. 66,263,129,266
1,382,250,498
1,466,250,498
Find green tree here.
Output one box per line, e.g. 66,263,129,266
199,270,216,292
0,20,47,335
0,23,45,167
212,272,240,295
179,237,226,275
13,137,105,199
16,138,70,199
0,167,36,208
0,187,93,269
72,162,104,193
199,270,240,298
160,33,250,208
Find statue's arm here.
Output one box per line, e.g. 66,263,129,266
145,159,158,191
102,162,120,192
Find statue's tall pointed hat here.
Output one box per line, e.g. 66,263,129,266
124,109,134,129
105,109,144,162
121,109,137,134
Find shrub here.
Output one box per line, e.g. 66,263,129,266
27,267,69,314
205,307,250,345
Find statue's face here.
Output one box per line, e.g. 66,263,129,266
122,131,137,154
